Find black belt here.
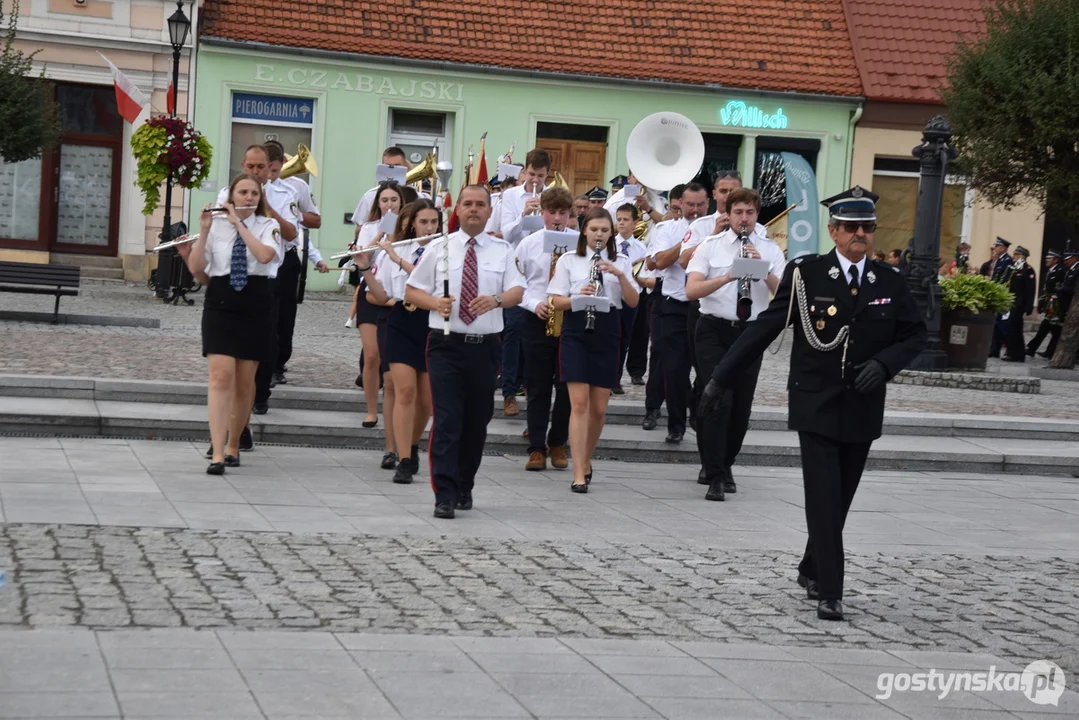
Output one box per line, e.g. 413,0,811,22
663,297,690,306
445,331,496,344
700,314,746,329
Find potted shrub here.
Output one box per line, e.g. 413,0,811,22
939,272,1014,369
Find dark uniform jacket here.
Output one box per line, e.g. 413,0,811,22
1038,264,1065,314
980,254,1014,282
1060,263,1079,318
711,249,927,443
1005,262,1037,316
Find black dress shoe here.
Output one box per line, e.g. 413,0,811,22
381,451,398,470
642,411,658,431
584,467,593,486
797,574,820,600
274,371,288,385
630,375,645,386
391,462,414,484
224,454,240,467
697,468,708,485
268,375,277,389
455,495,473,510
612,384,625,395
665,432,683,444
205,444,214,459
433,502,455,519
723,478,737,494
817,599,844,621
253,402,269,415
704,480,725,502
1001,355,1024,363
571,481,588,493
239,427,254,452
206,462,225,476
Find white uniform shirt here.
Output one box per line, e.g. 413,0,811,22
649,217,691,302
835,251,867,287
215,183,295,278
686,229,786,321
547,251,639,310
406,231,526,334
603,188,667,226
280,176,324,266
485,192,503,235
373,240,429,301
201,214,282,278
685,213,768,249
352,186,378,227
514,228,576,315
614,234,648,265
498,184,541,244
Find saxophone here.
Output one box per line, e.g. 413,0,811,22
545,247,565,337
736,221,753,321
584,239,604,333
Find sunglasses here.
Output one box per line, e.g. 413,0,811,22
840,221,877,234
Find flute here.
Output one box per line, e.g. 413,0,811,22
206,205,258,212
328,232,442,260
151,235,198,252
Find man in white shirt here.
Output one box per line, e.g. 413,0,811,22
262,141,329,388
686,188,785,502
611,203,647,394
645,182,709,443
498,148,551,246
512,187,575,472
405,184,525,519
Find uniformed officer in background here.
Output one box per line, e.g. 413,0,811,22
700,186,927,621
1001,246,1036,362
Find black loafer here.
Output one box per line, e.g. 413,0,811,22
239,427,254,452
723,479,737,494
704,480,725,502
455,495,473,511
433,502,455,519
797,574,820,600
381,451,398,470
817,599,844,621
253,402,269,415
584,468,593,486
392,463,414,484
362,419,378,429
665,432,683,444
630,376,645,386
612,384,625,395
697,468,708,485
571,482,588,494
206,462,225,476
274,371,288,385
642,411,658,431
224,455,240,468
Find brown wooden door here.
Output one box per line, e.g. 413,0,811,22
536,138,607,195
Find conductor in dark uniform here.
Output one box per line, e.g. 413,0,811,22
982,238,1015,358
1001,246,1036,362
700,186,927,621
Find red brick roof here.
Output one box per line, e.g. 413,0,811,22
200,1,863,97
842,0,986,103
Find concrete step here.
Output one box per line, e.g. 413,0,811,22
2,374,1077,442
0,395,1076,476
50,253,123,269
79,266,125,280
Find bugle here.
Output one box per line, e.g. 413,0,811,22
328,231,442,260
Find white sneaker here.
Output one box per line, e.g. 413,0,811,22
344,316,356,329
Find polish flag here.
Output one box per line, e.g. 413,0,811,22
167,82,176,115
98,53,147,124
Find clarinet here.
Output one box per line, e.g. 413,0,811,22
584,239,604,333
736,221,753,322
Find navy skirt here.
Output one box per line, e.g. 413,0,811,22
386,302,430,372
375,305,393,372
559,308,620,388
356,279,381,325
202,276,272,361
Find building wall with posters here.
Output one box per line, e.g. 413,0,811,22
0,0,196,281
192,43,862,292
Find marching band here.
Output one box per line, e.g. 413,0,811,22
179,112,932,620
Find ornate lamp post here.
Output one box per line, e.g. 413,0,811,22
155,2,192,301
906,115,958,370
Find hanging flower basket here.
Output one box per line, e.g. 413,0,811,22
131,115,213,215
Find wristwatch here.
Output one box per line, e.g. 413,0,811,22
494,294,503,307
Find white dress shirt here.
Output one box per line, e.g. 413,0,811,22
201,214,282,278
498,183,541,244
215,183,295,278
485,193,503,235
280,176,324,266
686,229,786,321
373,240,429,301
547,251,639,310
603,188,667,220
514,228,575,315
649,218,691,302
614,234,648,265
352,186,378,227
406,231,526,334
835,251,867,287
685,213,768,249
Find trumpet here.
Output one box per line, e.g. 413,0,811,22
328,231,442,260
584,238,605,333
736,221,753,322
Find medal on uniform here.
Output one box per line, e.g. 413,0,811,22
815,319,826,330
867,270,877,284
827,305,837,316
828,266,840,279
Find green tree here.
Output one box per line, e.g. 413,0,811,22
0,0,61,163
943,0,1079,368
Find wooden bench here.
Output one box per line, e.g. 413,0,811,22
0,261,81,323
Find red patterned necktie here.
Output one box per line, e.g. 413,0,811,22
458,237,479,325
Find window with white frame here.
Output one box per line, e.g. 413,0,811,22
387,109,453,166
229,92,315,179
872,158,972,262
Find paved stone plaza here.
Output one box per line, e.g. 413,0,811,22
2,284,1079,718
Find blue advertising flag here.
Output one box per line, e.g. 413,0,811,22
780,152,819,258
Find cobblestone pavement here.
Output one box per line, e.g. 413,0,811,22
1,284,1077,418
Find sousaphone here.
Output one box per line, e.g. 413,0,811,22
625,112,705,192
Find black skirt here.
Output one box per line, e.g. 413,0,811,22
559,308,621,388
355,279,381,325
386,301,430,372
202,276,272,361
375,305,392,372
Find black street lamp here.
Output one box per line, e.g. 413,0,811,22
156,1,192,302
